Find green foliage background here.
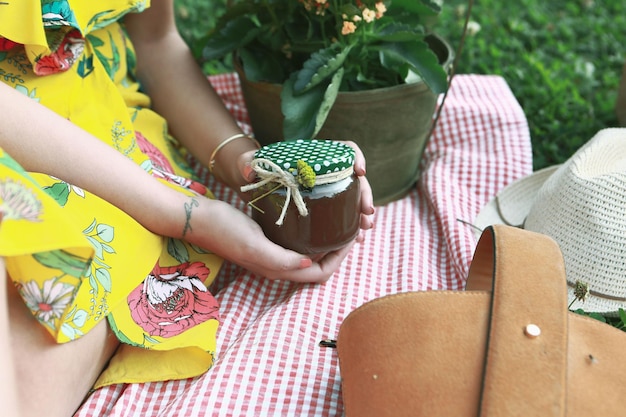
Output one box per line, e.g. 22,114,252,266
175,0,626,170
437,0,626,169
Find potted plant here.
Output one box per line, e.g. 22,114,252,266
201,0,454,204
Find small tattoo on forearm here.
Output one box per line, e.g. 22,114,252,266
182,198,199,237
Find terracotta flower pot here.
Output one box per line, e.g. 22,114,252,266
237,34,454,205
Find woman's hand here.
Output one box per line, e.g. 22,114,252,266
341,140,375,235
183,197,353,283
226,139,375,278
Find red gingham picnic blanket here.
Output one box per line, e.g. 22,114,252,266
75,73,532,417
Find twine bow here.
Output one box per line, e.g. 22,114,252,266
240,158,308,226
240,158,353,226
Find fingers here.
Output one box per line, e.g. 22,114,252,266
307,242,355,282
338,140,374,220
340,140,366,176
243,238,356,284
358,175,375,230
237,149,258,183
239,241,313,275
268,241,355,284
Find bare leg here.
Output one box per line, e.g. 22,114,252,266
6,266,120,417
0,257,22,417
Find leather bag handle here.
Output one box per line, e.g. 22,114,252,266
337,225,572,416
466,225,568,416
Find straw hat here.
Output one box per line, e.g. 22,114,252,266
474,128,626,316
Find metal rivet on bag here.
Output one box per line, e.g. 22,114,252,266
524,324,541,338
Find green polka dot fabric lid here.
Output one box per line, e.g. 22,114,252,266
254,139,355,175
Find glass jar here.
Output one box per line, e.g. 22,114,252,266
242,139,361,254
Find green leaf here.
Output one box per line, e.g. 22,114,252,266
338,3,361,17
43,182,70,206
107,315,135,345
100,242,116,254
95,268,112,292
144,334,160,345
313,67,344,138
238,47,286,83
27,87,38,100
32,250,90,278
387,0,442,32
190,243,209,255
61,323,81,341
201,16,262,61
108,31,120,76
89,275,98,294
96,223,114,243
93,49,112,78
390,0,442,18
83,218,97,234
588,312,607,323
136,159,151,173
375,22,425,42
282,74,326,140
293,45,352,93
86,34,105,48
380,40,448,94
168,238,190,263
91,257,111,269
86,235,104,259
0,153,28,173
618,308,626,325
72,309,89,327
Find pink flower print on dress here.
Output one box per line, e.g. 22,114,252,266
135,131,208,195
34,29,85,76
135,131,176,174
127,262,219,338
0,37,18,51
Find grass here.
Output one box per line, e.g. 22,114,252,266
175,0,626,170
437,0,626,169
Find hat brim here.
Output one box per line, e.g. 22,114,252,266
473,163,626,317
473,165,560,241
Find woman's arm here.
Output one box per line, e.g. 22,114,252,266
0,81,187,238
122,2,375,228
122,1,256,189
0,81,341,281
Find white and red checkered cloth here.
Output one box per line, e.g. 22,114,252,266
75,73,532,417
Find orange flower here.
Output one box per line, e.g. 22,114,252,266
341,21,357,35
375,2,387,18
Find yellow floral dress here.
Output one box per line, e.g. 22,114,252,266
0,0,223,386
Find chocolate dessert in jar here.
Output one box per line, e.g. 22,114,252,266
241,139,361,254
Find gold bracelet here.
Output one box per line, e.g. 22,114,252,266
208,133,261,173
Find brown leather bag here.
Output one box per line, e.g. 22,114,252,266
337,224,626,417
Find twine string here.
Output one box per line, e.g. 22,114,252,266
241,158,308,226
240,158,354,226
